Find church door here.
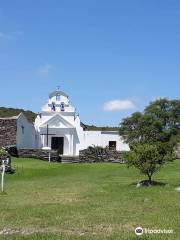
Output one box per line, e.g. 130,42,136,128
51,137,64,154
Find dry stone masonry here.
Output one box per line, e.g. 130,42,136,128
79,148,125,163
17,148,126,163
18,149,59,162
0,119,17,147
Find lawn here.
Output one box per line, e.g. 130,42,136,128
0,158,180,240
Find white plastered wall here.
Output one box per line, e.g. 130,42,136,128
16,114,35,149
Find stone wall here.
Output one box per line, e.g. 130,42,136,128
18,148,126,163
0,119,17,147
18,149,59,162
79,149,125,163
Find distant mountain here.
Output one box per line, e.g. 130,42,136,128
0,107,119,131
80,123,119,131
0,107,37,123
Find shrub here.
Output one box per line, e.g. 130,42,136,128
124,143,175,184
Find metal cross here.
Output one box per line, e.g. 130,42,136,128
40,124,56,146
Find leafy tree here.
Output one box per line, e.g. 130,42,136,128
124,143,174,183
119,98,180,147
119,98,180,184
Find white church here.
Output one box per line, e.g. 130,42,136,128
15,89,129,156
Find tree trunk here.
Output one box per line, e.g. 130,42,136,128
147,172,152,185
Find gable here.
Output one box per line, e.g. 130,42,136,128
40,114,74,129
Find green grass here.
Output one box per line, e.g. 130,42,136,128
0,158,180,240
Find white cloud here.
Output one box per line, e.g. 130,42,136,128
37,64,53,77
103,99,136,112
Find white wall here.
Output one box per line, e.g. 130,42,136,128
16,114,35,149
76,128,129,155
100,132,129,151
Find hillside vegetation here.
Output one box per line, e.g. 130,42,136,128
82,124,119,131
0,107,37,123
0,107,118,130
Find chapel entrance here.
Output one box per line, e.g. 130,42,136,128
51,137,64,154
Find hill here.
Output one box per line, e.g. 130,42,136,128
0,107,119,130
81,123,119,131
0,107,37,123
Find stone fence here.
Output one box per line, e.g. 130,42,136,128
18,149,60,162
11,146,180,163
79,149,126,163
17,148,126,163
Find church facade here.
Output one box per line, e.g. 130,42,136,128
34,89,129,156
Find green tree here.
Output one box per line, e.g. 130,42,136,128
119,98,180,184
124,143,174,183
119,98,180,147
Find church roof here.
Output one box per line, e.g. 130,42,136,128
39,113,75,128
0,116,19,120
49,90,68,99
0,113,22,120
0,113,34,126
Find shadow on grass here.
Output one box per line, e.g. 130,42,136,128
130,180,166,188
0,191,8,195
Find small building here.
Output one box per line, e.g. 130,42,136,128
0,113,35,149
34,89,129,156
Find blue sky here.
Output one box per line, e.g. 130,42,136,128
0,0,179,126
